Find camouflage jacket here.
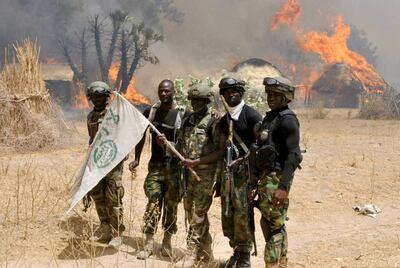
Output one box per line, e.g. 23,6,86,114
178,111,220,167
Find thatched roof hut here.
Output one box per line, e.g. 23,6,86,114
229,58,283,90
311,63,364,108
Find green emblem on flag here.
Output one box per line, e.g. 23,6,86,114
93,140,118,168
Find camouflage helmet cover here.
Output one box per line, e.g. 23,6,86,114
86,81,113,97
188,83,214,102
263,76,295,101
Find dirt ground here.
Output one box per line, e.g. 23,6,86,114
1,108,400,268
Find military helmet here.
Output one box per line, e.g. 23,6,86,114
263,76,295,101
188,83,214,102
218,77,246,95
86,81,112,97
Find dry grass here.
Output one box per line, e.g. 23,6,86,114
0,39,71,150
359,91,400,119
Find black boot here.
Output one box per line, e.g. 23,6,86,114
224,249,240,268
236,252,251,268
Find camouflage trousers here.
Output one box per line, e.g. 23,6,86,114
258,172,289,267
142,160,181,235
221,164,252,253
185,166,216,249
87,163,125,232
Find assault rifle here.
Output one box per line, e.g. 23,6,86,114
224,119,234,217
247,143,258,256
181,166,189,230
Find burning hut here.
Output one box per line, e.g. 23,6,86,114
311,63,363,108
42,64,74,106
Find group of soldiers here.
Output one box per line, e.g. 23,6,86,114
83,75,302,268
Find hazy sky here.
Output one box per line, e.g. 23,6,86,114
135,0,400,94
0,0,398,95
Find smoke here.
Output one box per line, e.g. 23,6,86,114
0,0,398,98
0,0,183,59
137,0,400,96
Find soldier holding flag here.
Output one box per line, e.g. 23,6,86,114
84,81,126,246
129,79,188,259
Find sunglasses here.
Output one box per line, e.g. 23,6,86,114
219,77,245,89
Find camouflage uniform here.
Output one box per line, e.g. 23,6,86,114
218,105,262,255
220,163,252,252
179,112,220,251
141,105,186,236
86,109,125,232
142,159,181,235
257,172,288,267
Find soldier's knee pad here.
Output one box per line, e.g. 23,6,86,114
265,231,284,264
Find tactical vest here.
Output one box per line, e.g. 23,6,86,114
180,112,218,160
256,108,297,172
147,101,186,143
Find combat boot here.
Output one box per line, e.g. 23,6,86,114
108,224,126,248
265,256,288,268
236,252,251,268
137,233,154,260
90,222,112,244
224,249,240,268
161,232,173,257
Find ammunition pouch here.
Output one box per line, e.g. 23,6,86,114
256,144,278,172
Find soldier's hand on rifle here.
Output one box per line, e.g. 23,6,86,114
213,182,221,197
129,160,140,172
272,189,288,208
181,158,200,169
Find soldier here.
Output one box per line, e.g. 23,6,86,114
217,77,262,268
85,81,125,246
255,76,302,268
129,79,187,259
178,82,225,265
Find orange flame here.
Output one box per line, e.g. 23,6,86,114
108,62,150,104
296,16,386,93
271,0,301,31
44,57,58,65
73,85,90,109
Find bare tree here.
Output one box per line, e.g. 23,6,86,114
59,28,90,87
117,22,163,93
60,9,162,93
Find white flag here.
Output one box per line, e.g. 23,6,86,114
67,92,149,213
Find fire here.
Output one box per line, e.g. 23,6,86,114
296,16,386,93
108,62,150,104
44,57,58,65
73,85,90,109
271,0,301,31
